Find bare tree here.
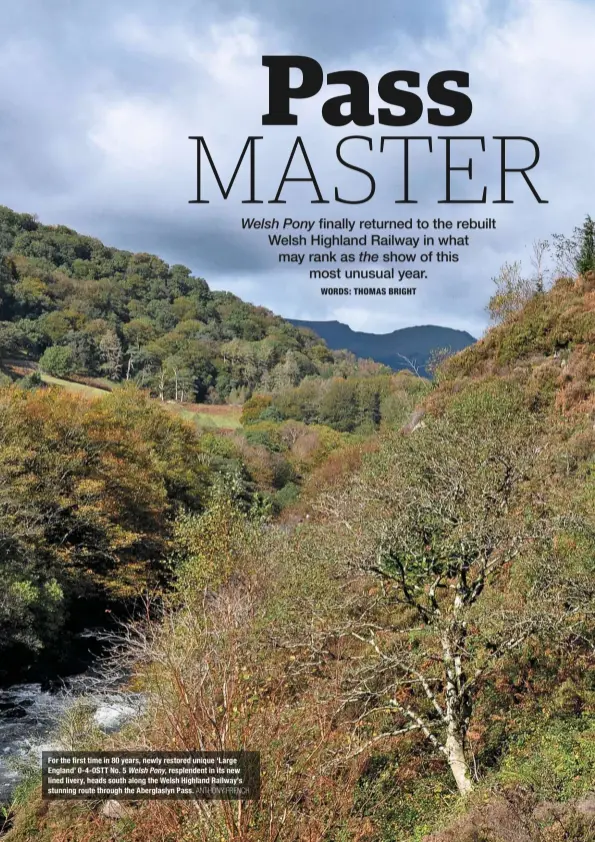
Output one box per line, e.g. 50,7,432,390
426,346,454,380
396,353,424,379
173,364,179,402
486,243,552,328
529,238,550,293
487,260,535,325
551,228,581,278
158,364,167,402
318,403,575,795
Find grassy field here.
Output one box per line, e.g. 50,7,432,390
38,372,242,430
39,373,110,398
165,402,242,430
2,360,244,430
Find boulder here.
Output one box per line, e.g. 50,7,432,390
101,800,128,820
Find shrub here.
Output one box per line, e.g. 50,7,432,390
38,344,74,377
258,404,284,423
273,481,300,511
18,371,42,390
240,393,272,425
243,422,284,452
496,716,595,801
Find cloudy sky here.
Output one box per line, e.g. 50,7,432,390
1,0,593,338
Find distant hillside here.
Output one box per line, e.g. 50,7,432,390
287,320,476,374
0,206,388,405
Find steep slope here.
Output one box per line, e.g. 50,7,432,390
0,206,386,405
287,319,476,373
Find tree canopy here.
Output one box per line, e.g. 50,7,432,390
0,206,379,403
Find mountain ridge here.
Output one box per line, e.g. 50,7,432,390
287,318,476,373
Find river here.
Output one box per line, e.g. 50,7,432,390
0,631,144,804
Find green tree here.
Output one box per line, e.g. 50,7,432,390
318,378,359,432
0,257,15,319
99,329,123,380
0,321,28,357
18,371,43,390
38,310,73,344
241,394,273,426
39,344,75,377
122,316,158,349
576,215,595,276
65,330,99,374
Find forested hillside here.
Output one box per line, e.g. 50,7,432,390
0,206,379,403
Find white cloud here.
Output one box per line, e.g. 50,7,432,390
1,0,594,337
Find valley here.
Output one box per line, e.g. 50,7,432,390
0,206,594,842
